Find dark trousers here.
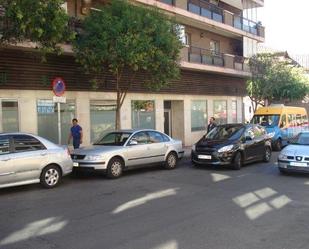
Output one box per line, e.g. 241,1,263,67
73,139,80,149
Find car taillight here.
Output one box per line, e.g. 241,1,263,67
66,148,71,156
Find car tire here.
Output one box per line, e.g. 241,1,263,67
232,152,242,170
191,160,199,167
279,168,287,175
263,147,272,162
107,157,123,179
164,152,178,170
274,138,282,151
40,164,61,188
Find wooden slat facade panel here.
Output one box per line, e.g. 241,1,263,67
0,49,246,96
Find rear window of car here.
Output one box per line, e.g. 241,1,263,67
148,131,167,143
0,136,10,155
12,135,46,152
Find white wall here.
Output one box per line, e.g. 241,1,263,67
0,90,243,146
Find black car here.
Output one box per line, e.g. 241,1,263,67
191,124,272,170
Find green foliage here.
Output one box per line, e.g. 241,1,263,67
0,0,74,55
247,53,309,109
73,0,182,90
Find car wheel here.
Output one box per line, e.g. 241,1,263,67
263,147,272,162
191,160,199,167
107,157,123,179
274,138,282,151
40,165,61,188
279,168,287,175
232,152,242,170
164,152,178,170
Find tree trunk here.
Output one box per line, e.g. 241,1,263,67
115,89,121,130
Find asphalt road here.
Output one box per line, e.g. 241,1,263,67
1,152,309,249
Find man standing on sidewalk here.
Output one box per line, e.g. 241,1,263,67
207,117,217,134
68,118,83,149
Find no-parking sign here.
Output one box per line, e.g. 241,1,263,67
52,77,66,96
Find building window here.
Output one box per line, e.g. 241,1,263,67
213,100,227,124
210,40,220,55
90,101,116,142
1,100,19,132
132,100,155,129
231,100,237,123
191,100,207,131
37,100,75,144
185,33,191,46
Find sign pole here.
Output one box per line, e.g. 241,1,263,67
52,77,66,145
58,102,61,145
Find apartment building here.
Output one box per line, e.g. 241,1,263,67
0,0,264,146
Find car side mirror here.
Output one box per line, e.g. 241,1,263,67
129,139,138,146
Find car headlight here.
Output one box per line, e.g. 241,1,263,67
192,144,196,151
84,155,105,161
218,145,234,153
278,153,288,160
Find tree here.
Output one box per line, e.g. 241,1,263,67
247,53,309,112
73,0,182,129
0,0,74,55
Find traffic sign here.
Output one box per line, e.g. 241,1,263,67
53,96,66,103
52,77,66,96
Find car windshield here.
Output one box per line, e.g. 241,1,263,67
93,132,132,146
251,115,280,127
205,126,244,140
289,133,309,145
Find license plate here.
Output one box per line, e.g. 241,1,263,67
290,162,307,167
198,155,211,160
73,162,79,167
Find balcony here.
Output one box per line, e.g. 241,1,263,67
181,46,251,77
187,0,264,37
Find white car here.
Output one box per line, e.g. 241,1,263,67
0,133,73,189
278,131,309,174
71,129,184,178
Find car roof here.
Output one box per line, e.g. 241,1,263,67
216,123,246,128
107,129,162,133
0,132,38,136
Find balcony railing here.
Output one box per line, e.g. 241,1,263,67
187,0,264,37
188,0,223,23
186,46,250,72
188,46,224,66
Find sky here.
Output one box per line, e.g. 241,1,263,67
259,0,309,55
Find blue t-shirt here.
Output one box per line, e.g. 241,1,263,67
71,125,82,140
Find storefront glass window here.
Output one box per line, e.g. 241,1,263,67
90,101,116,142
132,100,155,129
37,100,75,144
2,100,19,132
191,100,207,131
232,100,237,123
213,100,227,124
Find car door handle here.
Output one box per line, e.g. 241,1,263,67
1,158,11,161
40,153,48,156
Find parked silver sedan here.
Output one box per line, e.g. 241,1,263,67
278,131,309,174
0,133,73,189
71,129,184,178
